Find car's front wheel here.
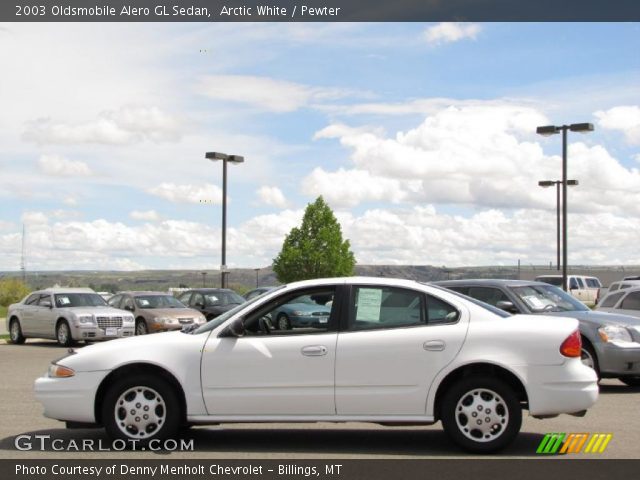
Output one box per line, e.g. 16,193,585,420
276,313,291,330
9,318,26,344
56,320,74,347
580,342,600,379
441,377,522,453
102,374,181,445
135,319,148,335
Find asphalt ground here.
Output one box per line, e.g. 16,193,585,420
0,339,639,460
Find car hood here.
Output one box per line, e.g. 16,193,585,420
61,306,131,317
547,310,640,327
139,308,202,318
57,331,205,372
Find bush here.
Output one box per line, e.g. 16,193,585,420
0,278,31,307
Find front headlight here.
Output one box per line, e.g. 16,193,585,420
197,316,206,324
292,310,305,316
76,315,94,324
48,364,75,378
598,325,634,343
153,316,172,324
123,315,134,324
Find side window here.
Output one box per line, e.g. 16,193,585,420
37,294,52,306
467,287,509,307
24,294,40,305
426,295,460,324
350,286,424,331
610,284,619,292
620,292,640,311
600,292,624,308
569,278,579,290
243,287,336,336
193,293,205,307
122,296,135,311
108,294,122,308
178,292,191,305
447,286,469,295
576,278,585,289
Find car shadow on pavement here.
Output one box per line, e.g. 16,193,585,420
599,383,640,395
0,427,546,457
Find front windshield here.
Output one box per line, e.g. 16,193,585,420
190,286,285,334
510,285,589,312
54,293,107,308
204,291,245,306
135,295,185,309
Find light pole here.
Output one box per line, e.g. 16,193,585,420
205,151,244,289
201,271,207,287
538,179,578,271
536,123,593,291
254,268,260,288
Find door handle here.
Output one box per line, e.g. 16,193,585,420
423,340,446,351
301,345,328,356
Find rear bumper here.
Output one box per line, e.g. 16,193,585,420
524,359,599,416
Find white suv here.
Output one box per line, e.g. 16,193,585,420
7,288,135,346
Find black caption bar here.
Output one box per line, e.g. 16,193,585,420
2,459,640,480
2,0,640,22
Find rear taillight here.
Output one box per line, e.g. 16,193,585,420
560,330,582,357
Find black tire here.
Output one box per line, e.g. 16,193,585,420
56,320,74,347
102,374,181,445
441,376,522,453
276,313,291,330
619,376,640,387
135,319,148,336
581,341,600,380
9,318,26,344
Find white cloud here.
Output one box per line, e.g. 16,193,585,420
310,103,640,216
256,186,288,208
197,75,365,113
63,196,78,206
23,106,181,145
424,23,481,46
21,211,49,225
38,154,92,177
130,210,161,222
147,183,223,204
595,105,640,144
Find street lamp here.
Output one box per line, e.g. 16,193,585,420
254,268,260,288
536,123,593,291
538,179,578,271
201,271,207,288
205,151,244,289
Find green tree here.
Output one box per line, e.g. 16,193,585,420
273,196,356,283
0,278,31,307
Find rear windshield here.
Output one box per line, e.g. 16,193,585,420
427,285,511,318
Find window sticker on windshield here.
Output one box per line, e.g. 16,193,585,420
57,296,70,305
356,288,383,322
523,296,544,308
139,299,150,306
206,295,219,302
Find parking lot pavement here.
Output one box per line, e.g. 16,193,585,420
1,340,639,459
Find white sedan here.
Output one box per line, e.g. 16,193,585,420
34,277,598,453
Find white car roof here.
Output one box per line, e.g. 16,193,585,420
37,287,96,294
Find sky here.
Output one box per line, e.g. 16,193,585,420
0,22,639,271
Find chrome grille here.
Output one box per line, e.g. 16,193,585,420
178,318,194,324
96,316,123,329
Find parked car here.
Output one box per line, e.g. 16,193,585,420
534,275,601,306
35,277,597,453
7,288,134,346
435,279,640,386
177,288,246,320
107,292,206,335
244,286,278,301
597,286,640,320
271,292,332,330
606,279,640,294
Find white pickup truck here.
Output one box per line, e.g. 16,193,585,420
535,275,602,307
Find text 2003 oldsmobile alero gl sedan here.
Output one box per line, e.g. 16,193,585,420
35,277,598,453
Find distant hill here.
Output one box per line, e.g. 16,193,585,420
3,264,639,294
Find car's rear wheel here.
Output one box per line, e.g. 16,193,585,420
619,376,640,387
9,318,26,344
276,313,290,330
135,319,148,335
102,374,181,445
56,320,74,347
441,377,522,453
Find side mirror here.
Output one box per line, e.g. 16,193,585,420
125,305,134,312
496,300,518,313
195,302,204,308
220,318,245,338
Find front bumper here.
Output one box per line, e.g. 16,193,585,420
71,324,134,341
596,341,640,377
525,359,599,416
34,370,110,423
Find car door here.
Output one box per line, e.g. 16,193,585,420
17,294,41,336
200,285,341,416
33,293,55,337
335,285,468,416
